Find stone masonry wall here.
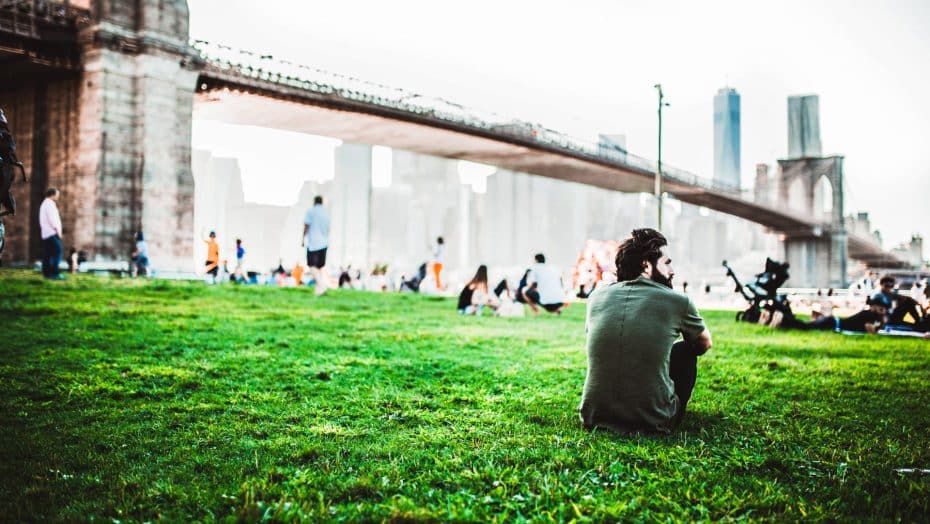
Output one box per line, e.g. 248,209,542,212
0,77,82,265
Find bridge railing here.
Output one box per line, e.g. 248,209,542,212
0,0,88,37
192,40,747,199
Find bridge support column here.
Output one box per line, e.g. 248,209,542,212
784,230,847,288
72,1,198,270
76,47,198,269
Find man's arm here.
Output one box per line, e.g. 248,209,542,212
54,207,63,237
681,296,711,355
302,223,308,247
688,328,712,355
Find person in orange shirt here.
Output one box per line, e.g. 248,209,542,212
203,230,220,284
292,262,305,286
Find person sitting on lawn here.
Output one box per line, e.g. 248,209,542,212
457,264,498,315
514,269,532,305
579,228,712,434
522,253,566,315
876,276,925,328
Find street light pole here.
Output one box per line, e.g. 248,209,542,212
653,83,668,231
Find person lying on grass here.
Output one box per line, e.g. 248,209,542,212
579,228,713,434
764,292,891,334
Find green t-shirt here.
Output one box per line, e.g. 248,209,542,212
579,276,706,434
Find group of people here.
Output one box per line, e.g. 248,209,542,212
764,276,930,336
36,187,149,279
25,187,928,440
456,253,569,317
198,195,332,292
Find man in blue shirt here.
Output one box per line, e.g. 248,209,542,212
302,195,331,296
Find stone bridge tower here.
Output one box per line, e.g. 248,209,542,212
0,1,198,269
775,155,848,288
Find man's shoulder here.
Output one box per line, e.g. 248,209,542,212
619,278,691,304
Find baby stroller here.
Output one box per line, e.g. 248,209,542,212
723,258,791,323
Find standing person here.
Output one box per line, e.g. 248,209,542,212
38,188,63,280
431,236,445,290
131,231,149,277
233,238,245,282
522,253,566,315
579,228,712,434
292,262,305,286
302,195,331,296
203,230,220,284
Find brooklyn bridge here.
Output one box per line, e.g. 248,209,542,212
0,0,910,286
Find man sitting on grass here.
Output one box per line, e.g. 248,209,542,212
579,228,712,434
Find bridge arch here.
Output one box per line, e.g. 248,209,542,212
813,174,834,219
786,177,808,215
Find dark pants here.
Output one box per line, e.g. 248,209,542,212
306,247,327,269
524,287,562,312
806,316,838,331
41,235,62,278
669,341,699,425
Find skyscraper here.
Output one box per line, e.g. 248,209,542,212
787,95,822,158
713,87,741,189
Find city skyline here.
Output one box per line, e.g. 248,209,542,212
189,0,930,248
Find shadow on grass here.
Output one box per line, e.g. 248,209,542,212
679,410,731,435
579,410,733,443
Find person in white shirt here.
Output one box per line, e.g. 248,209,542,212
302,195,331,296
38,187,63,279
522,253,566,315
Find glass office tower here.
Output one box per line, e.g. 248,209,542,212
713,87,741,189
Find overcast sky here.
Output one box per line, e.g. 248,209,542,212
189,0,930,248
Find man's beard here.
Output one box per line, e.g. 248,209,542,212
651,267,673,288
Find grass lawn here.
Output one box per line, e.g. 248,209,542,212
1,270,929,522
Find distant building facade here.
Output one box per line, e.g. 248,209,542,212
891,234,925,268
787,95,822,158
713,87,741,189
192,144,779,288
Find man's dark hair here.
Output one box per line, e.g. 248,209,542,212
314,195,323,205
615,228,667,281
879,276,895,287
45,188,59,197
534,253,545,263
437,236,444,244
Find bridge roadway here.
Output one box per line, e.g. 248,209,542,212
190,43,903,267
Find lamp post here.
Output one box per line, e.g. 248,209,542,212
653,84,669,231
